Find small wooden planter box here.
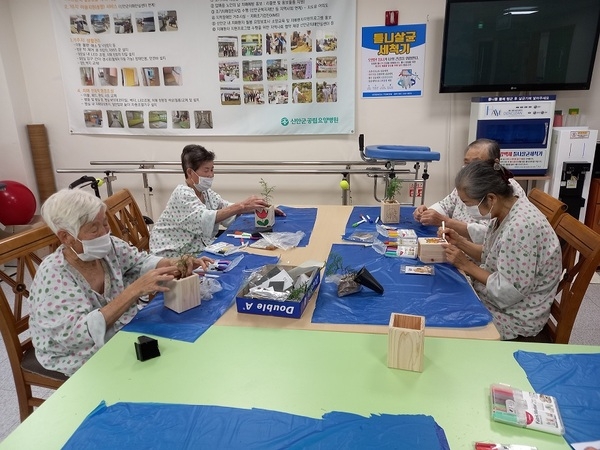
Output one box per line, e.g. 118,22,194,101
255,205,275,228
163,274,201,313
417,237,447,263
381,201,400,224
387,312,425,372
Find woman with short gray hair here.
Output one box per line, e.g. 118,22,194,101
441,160,562,340
28,189,211,376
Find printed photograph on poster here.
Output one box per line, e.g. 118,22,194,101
361,24,426,98
50,0,357,136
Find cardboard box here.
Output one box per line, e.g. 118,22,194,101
236,264,321,319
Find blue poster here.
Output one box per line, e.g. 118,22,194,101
361,24,427,98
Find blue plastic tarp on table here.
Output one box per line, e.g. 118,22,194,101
312,243,492,327
62,401,450,450
342,206,438,240
215,206,317,247
122,253,279,342
514,350,600,444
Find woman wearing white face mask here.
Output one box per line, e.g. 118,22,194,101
28,189,211,376
150,144,284,257
440,160,562,340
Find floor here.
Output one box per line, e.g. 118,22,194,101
1,273,599,442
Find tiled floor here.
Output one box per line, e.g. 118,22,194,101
1,277,599,442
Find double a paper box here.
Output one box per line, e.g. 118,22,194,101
235,264,321,319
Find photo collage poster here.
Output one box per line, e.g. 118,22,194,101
50,0,357,136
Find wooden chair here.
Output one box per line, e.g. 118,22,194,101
527,187,568,228
104,189,150,252
542,213,600,343
0,225,69,422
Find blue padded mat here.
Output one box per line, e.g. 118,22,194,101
63,401,450,450
514,350,600,445
216,206,316,247
365,145,440,161
343,206,438,240
312,243,492,328
122,253,279,342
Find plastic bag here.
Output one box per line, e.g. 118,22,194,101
199,277,222,301
250,231,305,251
344,231,378,243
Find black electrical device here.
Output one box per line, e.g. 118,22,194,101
559,161,591,219
134,335,160,361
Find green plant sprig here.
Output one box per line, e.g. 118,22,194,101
384,177,402,203
259,178,276,205
325,253,357,277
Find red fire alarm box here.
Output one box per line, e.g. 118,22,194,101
385,10,399,26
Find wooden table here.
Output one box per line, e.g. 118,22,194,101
215,205,500,340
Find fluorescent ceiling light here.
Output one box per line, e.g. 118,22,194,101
503,6,539,15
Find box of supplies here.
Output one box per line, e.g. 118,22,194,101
235,264,321,319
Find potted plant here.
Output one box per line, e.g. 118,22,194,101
163,252,202,313
255,177,276,229
381,176,402,224
325,253,361,297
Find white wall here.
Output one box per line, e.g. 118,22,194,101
3,0,600,219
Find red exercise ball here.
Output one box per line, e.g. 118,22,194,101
0,180,37,226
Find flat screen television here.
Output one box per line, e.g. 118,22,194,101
439,0,600,93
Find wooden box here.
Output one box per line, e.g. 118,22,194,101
255,205,275,228
387,312,425,372
163,274,201,313
380,201,400,224
417,237,447,263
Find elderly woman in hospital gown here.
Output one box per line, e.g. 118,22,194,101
440,160,562,340
150,144,281,257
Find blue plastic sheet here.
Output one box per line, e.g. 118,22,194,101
312,243,492,327
342,206,438,240
216,206,317,247
514,350,600,444
122,253,279,342
63,401,450,450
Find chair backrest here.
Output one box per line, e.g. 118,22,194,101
0,225,68,421
527,188,568,228
545,213,600,343
104,189,150,252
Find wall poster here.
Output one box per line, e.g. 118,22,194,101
50,0,357,136
361,24,426,98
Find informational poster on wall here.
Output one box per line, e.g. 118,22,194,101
361,24,426,98
49,0,356,136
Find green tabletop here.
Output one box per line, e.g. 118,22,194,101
2,326,597,449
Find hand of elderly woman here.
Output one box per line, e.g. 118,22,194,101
441,242,470,271
239,195,268,213
163,255,214,278
419,208,447,226
133,266,179,296
413,205,427,221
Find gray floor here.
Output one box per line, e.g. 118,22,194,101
1,277,599,443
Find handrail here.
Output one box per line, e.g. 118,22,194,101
57,158,432,219
89,160,405,167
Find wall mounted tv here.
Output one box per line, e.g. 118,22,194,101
439,0,600,93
